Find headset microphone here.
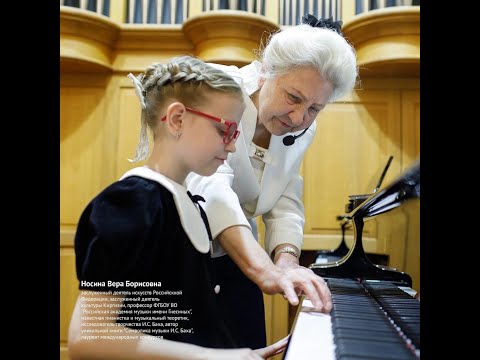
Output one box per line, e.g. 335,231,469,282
282,127,309,146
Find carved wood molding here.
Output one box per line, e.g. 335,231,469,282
343,6,420,78
183,10,279,67
60,6,419,76
61,7,279,72
60,6,120,72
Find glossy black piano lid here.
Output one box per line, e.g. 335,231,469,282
350,160,420,219
310,159,420,287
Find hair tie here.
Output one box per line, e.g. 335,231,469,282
127,73,147,109
301,14,343,36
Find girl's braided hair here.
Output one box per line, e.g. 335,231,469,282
128,55,243,162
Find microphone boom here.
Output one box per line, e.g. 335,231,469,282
282,127,309,146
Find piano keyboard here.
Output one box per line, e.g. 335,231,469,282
284,278,420,360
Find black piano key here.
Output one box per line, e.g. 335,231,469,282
335,338,417,359
333,305,385,315
332,317,394,332
383,303,420,310
334,328,405,343
402,324,421,349
332,310,387,321
390,314,420,324
324,279,421,359
332,296,379,305
380,297,420,303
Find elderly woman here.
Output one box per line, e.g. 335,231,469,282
185,15,358,349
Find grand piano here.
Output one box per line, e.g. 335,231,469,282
283,160,420,359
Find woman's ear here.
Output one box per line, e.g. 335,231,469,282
164,102,186,137
258,64,266,88
258,77,266,88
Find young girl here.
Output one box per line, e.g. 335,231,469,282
68,56,286,359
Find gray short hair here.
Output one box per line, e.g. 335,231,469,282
259,24,358,102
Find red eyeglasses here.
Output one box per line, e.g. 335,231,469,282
161,107,240,144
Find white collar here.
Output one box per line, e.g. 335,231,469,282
240,61,262,96
119,167,210,254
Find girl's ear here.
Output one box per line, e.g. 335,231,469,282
164,102,186,137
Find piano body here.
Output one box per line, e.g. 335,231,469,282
283,160,420,359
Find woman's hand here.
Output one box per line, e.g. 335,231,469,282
217,226,332,312
258,260,332,312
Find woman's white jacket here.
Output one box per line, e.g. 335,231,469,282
185,61,317,258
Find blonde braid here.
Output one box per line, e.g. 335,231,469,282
128,56,243,162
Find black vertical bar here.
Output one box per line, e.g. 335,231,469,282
86,0,96,12
261,0,265,15
175,0,183,23
134,0,143,23
313,0,318,17
329,0,332,17
219,0,229,9
147,0,156,23
102,0,110,16
355,0,362,14
64,0,80,7
370,0,378,10
386,0,396,6
321,0,325,18
161,0,171,23
238,0,247,10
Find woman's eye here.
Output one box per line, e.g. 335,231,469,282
287,93,300,103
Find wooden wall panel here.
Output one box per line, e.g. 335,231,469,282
60,85,117,226
401,90,420,169
115,76,147,178
303,90,402,248
60,77,118,360
60,247,78,352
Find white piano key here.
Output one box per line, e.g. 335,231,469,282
284,298,335,360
